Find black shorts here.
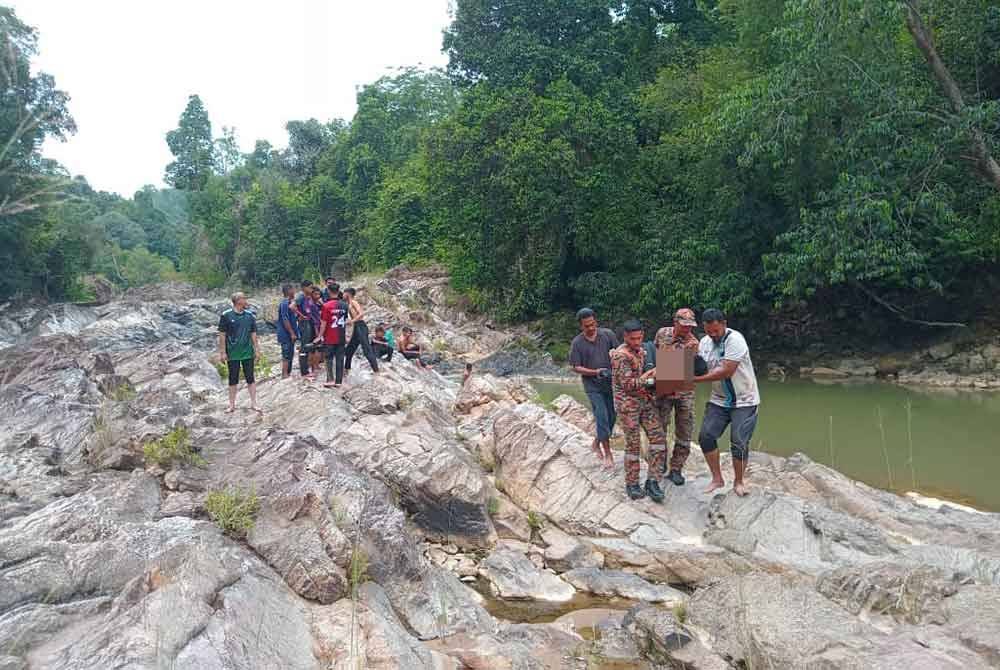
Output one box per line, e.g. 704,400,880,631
227,358,255,386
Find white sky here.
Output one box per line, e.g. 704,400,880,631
10,0,451,196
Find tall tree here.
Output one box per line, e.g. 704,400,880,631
164,95,214,190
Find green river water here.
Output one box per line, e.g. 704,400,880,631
531,378,1000,512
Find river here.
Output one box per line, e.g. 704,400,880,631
530,378,1000,512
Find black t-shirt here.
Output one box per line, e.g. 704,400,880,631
569,328,619,393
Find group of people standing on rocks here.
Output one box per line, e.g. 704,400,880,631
216,278,428,413
569,307,759,501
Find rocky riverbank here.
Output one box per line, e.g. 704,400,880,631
1,267,999,669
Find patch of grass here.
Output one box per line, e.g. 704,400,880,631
510,335,542,353
349,546,369,592
89,401,119,460
527,510,545,531
205,487,260,538
672,601,688,624
329,495,348,526
143,427,206,468
398,392,417,410
486,497,500,517
432,338,449,353
110,383,136,402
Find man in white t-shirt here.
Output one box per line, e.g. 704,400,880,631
693,308,760,496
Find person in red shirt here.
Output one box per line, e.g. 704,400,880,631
313,283,349,388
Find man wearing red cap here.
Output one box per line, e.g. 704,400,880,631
653,308,700,486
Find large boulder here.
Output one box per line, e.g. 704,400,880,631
478,547,575,602
560,568,686,605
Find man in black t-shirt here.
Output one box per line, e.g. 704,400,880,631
568,308,619,470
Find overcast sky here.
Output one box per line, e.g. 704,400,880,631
10,0,451,196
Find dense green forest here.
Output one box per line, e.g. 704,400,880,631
3,2,999,340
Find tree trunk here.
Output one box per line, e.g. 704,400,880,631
904,0,1000,192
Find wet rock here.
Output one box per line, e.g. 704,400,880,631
478,547,575,602
623,604,729,670
471,348,565,378
560,568,686,604
801,366,850,378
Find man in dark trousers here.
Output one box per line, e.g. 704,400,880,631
568,308,618,470
313,283,349,388
343,287,380,375
276,283,299,379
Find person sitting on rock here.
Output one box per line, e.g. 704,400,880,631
610,319,667,503
398,326,427,368
371,323,394,363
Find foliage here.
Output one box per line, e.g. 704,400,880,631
205,487,260,538
143,427,206,468
526,510,545,531
164,95,215,190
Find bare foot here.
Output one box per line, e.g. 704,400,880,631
251,407,263,415
704,479,725,494
224,407,236,414
590,439,602,460
733,482,749,497
323,382,337,388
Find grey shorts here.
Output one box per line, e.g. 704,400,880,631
698,402,758,461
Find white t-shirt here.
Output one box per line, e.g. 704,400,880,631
699,328,760,408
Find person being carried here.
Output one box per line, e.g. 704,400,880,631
568,307,618,470
343,287,380,375
217,291,261,413
371,323,394,363
313,283,349,388
277,283,299,379
611,319,667,502
693,308,760,497
397,326,427,368
653,307,700,486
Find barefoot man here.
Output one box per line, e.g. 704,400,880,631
568,308,618,470
218,292,261,413
694,308,760,496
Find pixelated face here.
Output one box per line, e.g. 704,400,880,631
673,322,693,338
579,316,598,338
704,320,727,340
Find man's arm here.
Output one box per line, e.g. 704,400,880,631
251,332,260,360
572,365,604,377
217,332,226,361
315,318,327,343
281,306,297,340
610,354,641,394
694,360,738,383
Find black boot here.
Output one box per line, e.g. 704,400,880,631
666,469,685,486
626,483,645,500
645,478,665,503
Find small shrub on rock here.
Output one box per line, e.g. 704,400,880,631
205,487,260,538
143,427,205,468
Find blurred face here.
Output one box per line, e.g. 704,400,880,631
704,320,727,341
673,321,693,338
579,316,598,338
312,290,321,302
234,296,247,310
326,279,335,288
623,329,643,350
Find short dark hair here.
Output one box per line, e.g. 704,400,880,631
701,308,726,324
328,282,340,294
576,307,596,323
402,326,413,334
325,276,335,281
311,287,322,296
281,283,294,295
344,287,356,297
300,279,313,288
622,319,643,334
465,363,472,371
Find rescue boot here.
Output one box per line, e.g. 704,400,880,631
644,478,665,503
626,483,645,500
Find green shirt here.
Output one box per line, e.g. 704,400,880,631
218,308,257,361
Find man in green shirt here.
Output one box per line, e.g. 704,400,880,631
217,291,261,413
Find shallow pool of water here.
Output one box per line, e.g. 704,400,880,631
531,378,1000,511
